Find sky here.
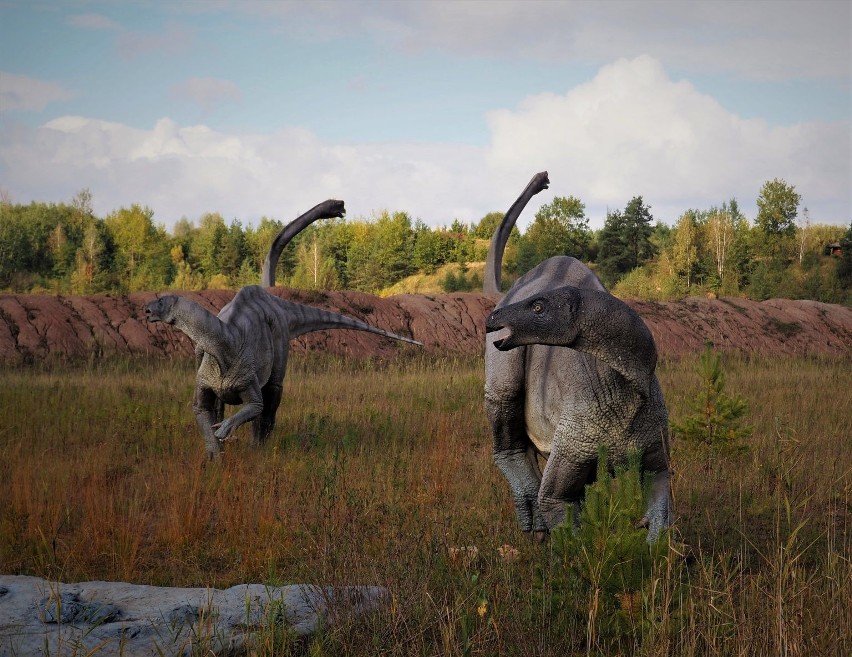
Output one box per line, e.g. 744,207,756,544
0,0,849,232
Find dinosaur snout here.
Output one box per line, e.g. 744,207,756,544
143,302,160,322
485,311,502,334
486,311,515,351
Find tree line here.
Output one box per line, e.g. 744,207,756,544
1,180,849,303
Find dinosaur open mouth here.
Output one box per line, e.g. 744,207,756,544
489,326,513,350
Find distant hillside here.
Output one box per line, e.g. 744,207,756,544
380,262,487,296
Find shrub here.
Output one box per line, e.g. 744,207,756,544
670,342,752,455
542,448,677,650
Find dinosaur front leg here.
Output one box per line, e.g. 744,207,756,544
213,379,264,441
486,347,547,535
642,469,672,542
193,387,223,459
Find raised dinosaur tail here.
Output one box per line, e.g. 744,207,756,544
483,171,550,296
261,199,346,288
281,299,422,346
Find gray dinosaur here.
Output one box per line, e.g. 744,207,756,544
483,172,672,541
145,200,420,458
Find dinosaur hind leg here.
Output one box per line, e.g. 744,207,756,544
252,382,282,446
537,449,596,531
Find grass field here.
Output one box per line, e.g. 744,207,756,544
0,353,849,655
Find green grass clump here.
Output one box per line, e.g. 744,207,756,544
0,354,849,655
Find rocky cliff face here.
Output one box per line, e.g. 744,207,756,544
0,289,849,365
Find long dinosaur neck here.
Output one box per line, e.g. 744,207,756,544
261,200,343,288
282,300,420,345
484,172,549,296
571,289,657,397
170,297,237,366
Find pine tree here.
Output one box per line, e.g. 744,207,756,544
547,448,672,646
671,342,752,454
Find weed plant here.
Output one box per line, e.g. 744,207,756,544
0,353,849,655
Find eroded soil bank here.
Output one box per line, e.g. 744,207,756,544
0,289,849,365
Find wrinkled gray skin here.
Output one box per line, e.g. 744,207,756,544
483,172,672,542
144,199,420,458
145,287,420,458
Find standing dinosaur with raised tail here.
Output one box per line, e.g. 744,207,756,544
483,172,672,542
145,200,420,458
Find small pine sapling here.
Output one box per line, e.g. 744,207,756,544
545,448,675,648
671,341,752,456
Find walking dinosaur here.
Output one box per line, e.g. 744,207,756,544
145,200,420,458
483,173,672,541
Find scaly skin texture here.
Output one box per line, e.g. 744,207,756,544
483,172,672,541
144,286,420,458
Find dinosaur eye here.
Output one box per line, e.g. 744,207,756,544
532,302,543,314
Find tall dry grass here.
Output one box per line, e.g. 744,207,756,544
0,353,849,655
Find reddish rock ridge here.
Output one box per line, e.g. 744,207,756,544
0,289,849,365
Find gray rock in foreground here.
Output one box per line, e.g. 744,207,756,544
0,575,388,656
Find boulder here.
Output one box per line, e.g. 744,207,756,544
0,575,387,656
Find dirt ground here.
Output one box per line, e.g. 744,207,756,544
0,288,849,365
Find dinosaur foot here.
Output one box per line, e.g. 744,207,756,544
524,530,549,543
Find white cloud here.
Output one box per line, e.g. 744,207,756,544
0,72,73,112
169,77,242,112
0,115,485,228
486,56,851,224
1,57,848,230
226,0,850,81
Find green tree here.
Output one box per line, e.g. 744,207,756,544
170,244,203,290
755,178,800,262
704,201,744,292
671,210,700,289
291,234,340,290
447,219,475,265
374,210,415,285
756,178,800,239
70,219,113,294
516,196,592,274
671,343,752,456
836,222,852,292
596,210,630,287
472,211,504,239
596,197,655,288
345,221,381,292
546,447,672,646
104,204,170,291
622,196,656,268
190,212,227,280
219,219,248,283
244,216,284,278
412,219,450,274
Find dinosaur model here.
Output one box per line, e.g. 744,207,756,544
145,287,420,457
145,199,420,458
483,172,672,541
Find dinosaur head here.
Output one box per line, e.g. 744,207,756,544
486,286,580,351
317,199,346,220
529,171,550,195
143,295,180,325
